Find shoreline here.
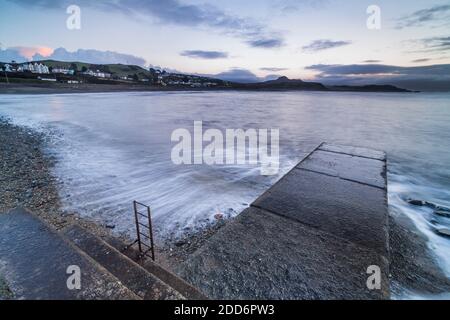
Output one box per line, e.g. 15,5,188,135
0,118,449,298
0,82,417,95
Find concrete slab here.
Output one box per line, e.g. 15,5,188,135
0,208,138,300
253,169,389,256
297,150,386,189
179,207,389,300
319,143,386,161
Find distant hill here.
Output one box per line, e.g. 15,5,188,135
231,76,328,91
228,76,411,92
1,60,413,92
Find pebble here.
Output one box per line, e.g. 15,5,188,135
175,240,186,247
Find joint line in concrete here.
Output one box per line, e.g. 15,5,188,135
294,167,386,190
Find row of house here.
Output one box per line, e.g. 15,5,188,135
163,73,219,87
2,62,50,74
1,62,111,79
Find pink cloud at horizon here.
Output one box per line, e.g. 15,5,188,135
10,46,54,60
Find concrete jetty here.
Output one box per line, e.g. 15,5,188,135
179,143,390,299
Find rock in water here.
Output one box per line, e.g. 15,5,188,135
434,210,450,218
436,206,450,213
436,228,450,238
407,199,442,209
408,199,425,206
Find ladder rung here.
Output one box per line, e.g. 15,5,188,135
139,232,151,240
134,201,150,208
142,249,155,260
136,212,147,218
138,222,149,229
140,242,152,249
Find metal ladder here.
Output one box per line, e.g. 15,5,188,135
131,200,155,261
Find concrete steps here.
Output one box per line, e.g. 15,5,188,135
0,208,202,300
104,236,208,300
0,208,139,300
62,224,204,300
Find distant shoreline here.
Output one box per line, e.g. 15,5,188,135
0,82,416,95
0,83,209,95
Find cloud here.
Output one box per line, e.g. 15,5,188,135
0,46,53,62
306,63,450,91
35,47,147,65
211,68,285,83
419,36,450,52
7,0,285,49
12,46,53,60
396,4,450,29
273,0,330,15
302,39,351,53
180,50,228,59
260,67,288,72
0,46,147,65
246,38,284,48
363,60,381,63
412,58,430,63
213,68,261,83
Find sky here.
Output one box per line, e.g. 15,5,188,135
0,0,449,90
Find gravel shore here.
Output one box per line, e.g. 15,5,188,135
1,117,449,298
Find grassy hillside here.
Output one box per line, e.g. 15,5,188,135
34,60,154,79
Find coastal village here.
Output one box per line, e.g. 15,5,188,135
0,60,226,88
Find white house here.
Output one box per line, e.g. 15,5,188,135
52,68,73,75
4,64,13,72
34,63,49,74
21,63,50,74
94,71,111,78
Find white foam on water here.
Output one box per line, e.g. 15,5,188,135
389,173,450,278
